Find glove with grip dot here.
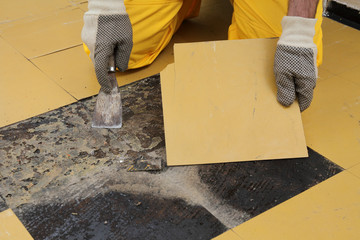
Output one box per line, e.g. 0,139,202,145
274,16,318,112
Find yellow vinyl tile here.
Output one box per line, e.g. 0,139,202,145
162,39,308,166
348,163,360,179
0,0,70,26
322,41,360,75
317,66,334,82
32,45,160,100
0,37,76,128
321,19,360,76
322,20,360,50
336,65,360,87
0,7,83,59
31,46,100,100
302,75,360,169
69,0,88,4
0,209,33,240
321,18,347,34
79,2,88,12
212,230,243,240
232,171,360,240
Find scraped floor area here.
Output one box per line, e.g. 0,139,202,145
1,0,360,240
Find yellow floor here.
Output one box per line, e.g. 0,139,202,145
217,170,360,240
0,209,33,240
302,18,360,170
0,0,85,127
1,0,360,238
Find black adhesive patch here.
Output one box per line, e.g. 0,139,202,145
198,148,343,217
16,192,226,240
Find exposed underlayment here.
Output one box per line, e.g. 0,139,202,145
0,75,342,239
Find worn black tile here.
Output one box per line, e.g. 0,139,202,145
198,148,343,217
16,191,226,240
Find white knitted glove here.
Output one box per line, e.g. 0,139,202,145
81,0,133,93
274,16,318,111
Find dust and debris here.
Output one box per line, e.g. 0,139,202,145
107,166,250,228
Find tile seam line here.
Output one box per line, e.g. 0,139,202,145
212,229,244,240
29,58,79,101
29,44,83,60
345,168,360,180
316,65,360,83
0,5,84,28
0,35,77,102
230,229,244,239
345,161,360,169
326,65,360,76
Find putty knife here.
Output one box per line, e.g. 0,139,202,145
92,56,122,128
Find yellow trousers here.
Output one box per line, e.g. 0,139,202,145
123,0,201,69
87,0,323,69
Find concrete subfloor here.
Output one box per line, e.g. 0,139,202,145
0,75,342,239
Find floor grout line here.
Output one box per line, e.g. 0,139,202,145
29,44,83,60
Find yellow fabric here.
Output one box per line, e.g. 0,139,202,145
228,0,323,66
83,43,90,57
124,0,201,69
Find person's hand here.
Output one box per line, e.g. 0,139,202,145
274,16,317,111
81,0,133,93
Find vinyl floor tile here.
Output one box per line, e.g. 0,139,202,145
0,37,76,127
321,17,347,33
32,45,155,100
323,23,360,50
79,2,88,11
162,39,307,166
335,65,360,87
232,171,360,240
212,230,243,240
0,209,33,240
321,41,360,75
0,7,83,59
302,75,360,169
317,66,334,81
0,0,70,26
348,163,360,179
31,46,100,100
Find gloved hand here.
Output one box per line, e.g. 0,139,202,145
274,16,318,112
81,0,133,93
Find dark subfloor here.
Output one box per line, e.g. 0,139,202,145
0,75,342,240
